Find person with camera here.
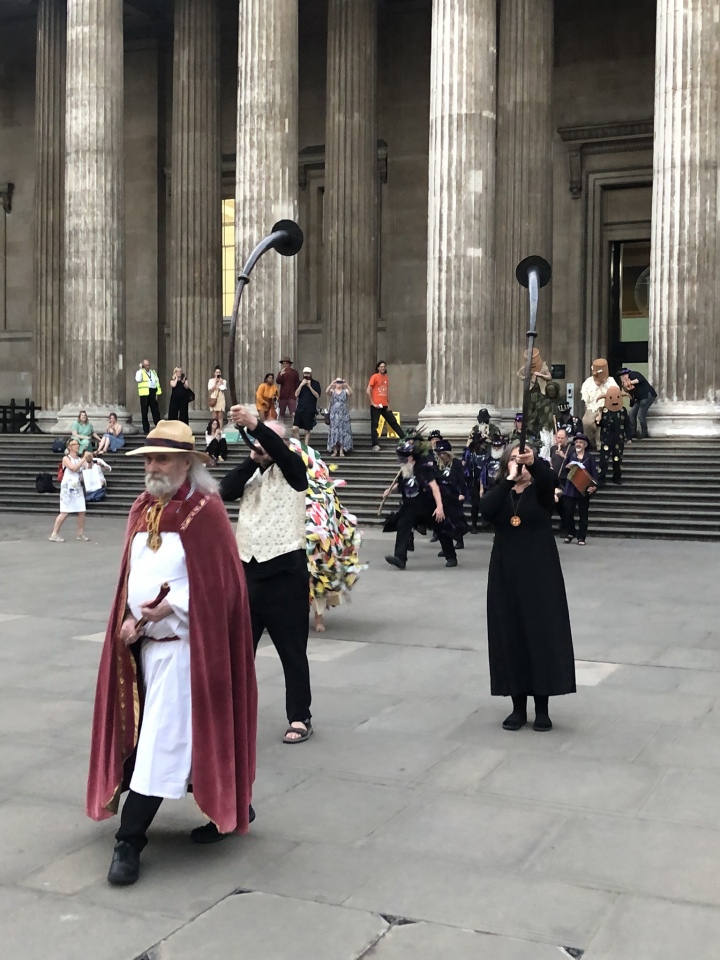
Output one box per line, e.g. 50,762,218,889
293,366,321,445
205,417,228,464
82,451,112,502
207,366,227,429
136,359,162,435
255,372,280,421
49,439,90,542
326,376,354,456
168,367,193,424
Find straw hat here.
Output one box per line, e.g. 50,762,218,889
126,421,212,464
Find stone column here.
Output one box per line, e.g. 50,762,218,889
235,0,298,405
650,0,720,435
34,0,66,422
494,0,554,413
323,0,377,408
169,0,221,422
420,0,497,433
58,0,127,428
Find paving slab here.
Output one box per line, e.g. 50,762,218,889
365,921,568,959
153,892,388,960
584,894,720,960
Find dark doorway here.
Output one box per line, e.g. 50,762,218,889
609,239,650,378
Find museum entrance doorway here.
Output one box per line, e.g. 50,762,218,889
608,238,650,379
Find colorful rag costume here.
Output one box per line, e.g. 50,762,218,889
293,442,366,612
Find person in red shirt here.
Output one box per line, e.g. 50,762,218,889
366,361,406,451
276,357,301,422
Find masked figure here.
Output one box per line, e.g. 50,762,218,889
518,349,552,438
580,359,618,450
469,408,500,444
480,435,507,493
598,386,631,487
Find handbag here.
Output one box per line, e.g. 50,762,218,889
51,438,66,453
186,388,196,403
36,472,56,493
323,408,331,426
209,389,219,409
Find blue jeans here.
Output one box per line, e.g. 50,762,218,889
628,396,655,438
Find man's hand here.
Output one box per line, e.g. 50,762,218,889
119,616,141,646
230,405,259,431
433,505,445,522
139,598,173,623
587,486,597,495
459,495,465,502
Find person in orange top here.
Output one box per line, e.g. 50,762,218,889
366,361,406,451
255,373,279,421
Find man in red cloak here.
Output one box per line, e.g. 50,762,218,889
87,421,257,886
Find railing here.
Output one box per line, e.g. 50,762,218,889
0,399,43,434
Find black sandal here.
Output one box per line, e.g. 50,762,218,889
283,720,313,744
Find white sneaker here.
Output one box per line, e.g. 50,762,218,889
48,534,64,542
372,445,381,452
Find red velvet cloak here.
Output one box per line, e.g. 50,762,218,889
86,486,257,834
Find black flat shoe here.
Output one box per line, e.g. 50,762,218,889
445,558,458,568
533,715,553,732
502,712,527,731
385,555,406,570
107,841,141,885
190,822,231,844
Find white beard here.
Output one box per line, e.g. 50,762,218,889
400,462,414,479
145,474,181,500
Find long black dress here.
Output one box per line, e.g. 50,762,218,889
478,459,576,697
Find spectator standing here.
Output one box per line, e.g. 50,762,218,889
71,410,99,454
136,359,162,435
255,373,279,421
293,367,321,445
97,413,125,455
367,361,406,451
205,418,228,464
326,377,354,456
49,439,89,541
277,357,301,422
168,367,192,424
621,368,657,439
82,452,112,502
560,433,598,545
549,428,571,477
207,366,227,429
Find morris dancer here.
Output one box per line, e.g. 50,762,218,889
87,422,257,887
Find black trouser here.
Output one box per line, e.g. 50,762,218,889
394,496,456,563
140,389,161,434
168,398,189,424
599,445,623,484
370,406,405,446
115,790,163,851
247,570,311,724
207,437,228,460
562,494,590,540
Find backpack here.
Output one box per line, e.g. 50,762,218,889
57,461,65,482
36,472,56,494
51,438,66,454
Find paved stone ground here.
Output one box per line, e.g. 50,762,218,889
2,512,720,959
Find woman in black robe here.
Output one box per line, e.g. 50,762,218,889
479,443,575,731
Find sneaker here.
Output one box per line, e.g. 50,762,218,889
372,445,381,452
48,534,64,542
107,841,141,886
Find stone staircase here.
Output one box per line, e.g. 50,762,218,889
1,433,719,540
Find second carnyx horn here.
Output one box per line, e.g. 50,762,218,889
515,256,552,455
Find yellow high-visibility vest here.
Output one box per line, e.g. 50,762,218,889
137,370,162,397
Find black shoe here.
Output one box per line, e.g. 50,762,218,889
190,822,231,844
445,558,458,568
249,803,256,824
408,536,415,552
437,550,445,557
455,540,464,549
612,479,623,485
385,554,406,570
533,715,553,732
470,525,479,534
430,534,439,543
502,712,527,731
416,523,427,536
107,841,141,886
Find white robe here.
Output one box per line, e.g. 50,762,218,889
127,531,192,799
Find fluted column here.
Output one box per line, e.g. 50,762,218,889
170,0,221,416
34,0,66,420
58,0,127,426
323,0,377,406
235,0,298,404
421,0,497,431
494,0,553,412
649,0,720,435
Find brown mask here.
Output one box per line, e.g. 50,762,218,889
592,358,609,383
523,348,543,373
604,386,623,412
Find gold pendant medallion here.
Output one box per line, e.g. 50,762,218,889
510,515,522,527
